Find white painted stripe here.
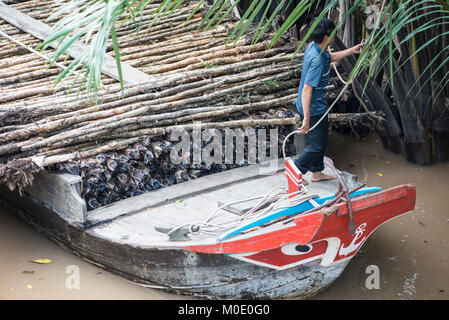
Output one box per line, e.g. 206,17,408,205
286,166,301,179
286,171,302,185
286,169,300,181
309,199,320,208
230,252,323,270
286,159,301,175
286,159,300,171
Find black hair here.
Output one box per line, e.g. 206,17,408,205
310,18,335,44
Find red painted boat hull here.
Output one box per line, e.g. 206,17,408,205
183,184,416,270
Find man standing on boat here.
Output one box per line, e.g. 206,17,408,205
295,18,365,183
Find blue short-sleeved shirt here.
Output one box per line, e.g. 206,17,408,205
296,41,331,116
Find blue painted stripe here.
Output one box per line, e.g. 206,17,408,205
217,186,382,241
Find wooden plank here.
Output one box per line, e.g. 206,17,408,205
0,1,156,84
22,171,87,226
336,184,412,216
86,157,285,226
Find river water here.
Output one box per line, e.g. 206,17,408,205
1,132,448,300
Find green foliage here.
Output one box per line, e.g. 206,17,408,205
41,0,449,105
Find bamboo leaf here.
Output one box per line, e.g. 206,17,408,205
183,0,205,26
147,0,173,29
269,0,314,50
198,0,224,31
234,0,268,44
226,0,260,44
204,0,232,31
251,0,273,45
289,0,339,60
357,0,442,97
435,0,449,11
45,25,91,70
54,51,87,86
111,26,124,97
213,0,241,29
405,42,449,105
162,0,186,19
251,0,286,45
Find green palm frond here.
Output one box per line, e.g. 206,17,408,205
40,0,449,107
39,0,136,102
270,0,320,53
355,0,449,102
251,0,285,45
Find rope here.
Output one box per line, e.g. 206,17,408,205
168,42,380,239
332,61,349,85
206,52,368,238
328,44,384,121
167,186,318,238
282,80,351,159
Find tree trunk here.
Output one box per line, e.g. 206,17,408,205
333,37,403,153
380,42,432,164
426,10,449,163
343,0,351,47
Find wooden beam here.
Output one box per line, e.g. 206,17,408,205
0,1,156,84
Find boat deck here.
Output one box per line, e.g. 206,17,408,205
86,158,368,248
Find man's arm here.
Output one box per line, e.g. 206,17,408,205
298,84,313,134
330,41,365,62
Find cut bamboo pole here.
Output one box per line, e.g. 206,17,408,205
0,0,318,193
0,69,299,150
1,60,300,127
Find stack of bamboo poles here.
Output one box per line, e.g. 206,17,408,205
0,0,362,210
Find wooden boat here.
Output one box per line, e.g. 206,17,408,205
0,0,415,300
0,155,416,299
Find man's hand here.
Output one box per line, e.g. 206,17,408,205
330,40,366,62
297,120,310,135
352,40,366,54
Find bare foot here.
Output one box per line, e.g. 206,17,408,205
302,178,309,186
311,171,336,182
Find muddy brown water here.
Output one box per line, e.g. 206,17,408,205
1,132,448,300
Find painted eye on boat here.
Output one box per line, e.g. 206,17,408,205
295,245,312,253
281,243,313,255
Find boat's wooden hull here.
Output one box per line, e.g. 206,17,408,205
0,167,416,299
1,182,412,299
0,183,349,299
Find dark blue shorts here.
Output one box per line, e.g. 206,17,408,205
294,114,328,174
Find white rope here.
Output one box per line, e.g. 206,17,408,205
282,79,351,159
167,186,318,237
332,61,349,85
169,51,356,239
168,38,383,240
327,43,384,121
